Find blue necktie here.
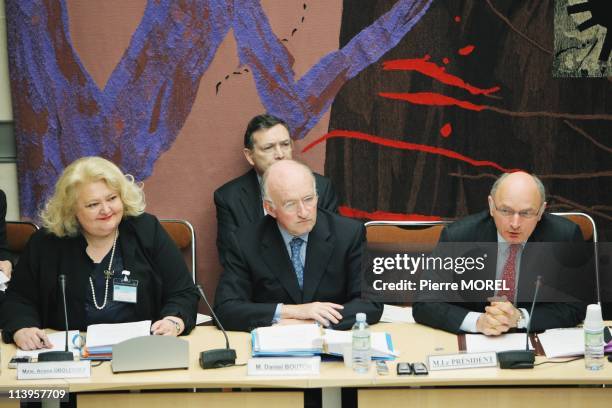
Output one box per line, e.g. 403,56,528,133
290,237,304,290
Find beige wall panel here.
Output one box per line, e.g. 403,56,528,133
77,391,303,408
359,388,612,408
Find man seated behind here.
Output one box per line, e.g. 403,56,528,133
413,172,586,335
214,114,338,269
214,160,382,331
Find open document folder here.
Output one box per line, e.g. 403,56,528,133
251,323,397,360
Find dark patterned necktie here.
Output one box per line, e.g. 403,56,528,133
290,237,304,290
497,244,521,302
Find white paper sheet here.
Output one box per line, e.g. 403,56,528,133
196,313,212,325
85,320,151,348
465,333,534,353
538,328,584,358
380,304,415,323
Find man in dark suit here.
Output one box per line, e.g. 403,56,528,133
0,190,14,298
413,172,586,335
214,160,381,332
0,190,12,264
214,114,338,269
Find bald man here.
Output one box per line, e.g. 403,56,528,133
214,160,382,332
413,172,586,335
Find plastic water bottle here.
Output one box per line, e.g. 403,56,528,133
584,304,604,371
352,313,371,373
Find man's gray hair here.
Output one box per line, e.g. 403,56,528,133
490,172,546,204
262,160,318,207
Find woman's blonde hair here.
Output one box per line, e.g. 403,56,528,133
40,156,146,237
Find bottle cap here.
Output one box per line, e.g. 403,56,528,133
356,313,366,322
585,304,603,325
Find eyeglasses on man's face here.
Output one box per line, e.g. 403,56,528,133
491,200,542,219
254,139,292,155
280,194,317,213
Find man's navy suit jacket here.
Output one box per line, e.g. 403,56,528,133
214,208,382,332
412,211,587,333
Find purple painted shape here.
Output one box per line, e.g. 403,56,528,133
233,0,432,138
7,0,431,218
7,0,232,216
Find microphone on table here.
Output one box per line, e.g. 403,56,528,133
196,284,236,369
497,275,541,369
38,274,74,362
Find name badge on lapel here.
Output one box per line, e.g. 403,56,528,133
113,270,138,303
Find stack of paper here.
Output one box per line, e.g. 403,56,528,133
251,324,397,360
252,324,324,356
538,328,583,358
82,320,152,360
324,329,398,360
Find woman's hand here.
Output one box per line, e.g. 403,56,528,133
14,327,53,350
151,316,184,336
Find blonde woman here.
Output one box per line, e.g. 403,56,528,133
0,157,198,350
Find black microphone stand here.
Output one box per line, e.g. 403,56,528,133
38,275,75,362
498,276,542,369
196,285,236,368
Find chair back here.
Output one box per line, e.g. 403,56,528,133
364,220,450,253
551,212,597,242
159,219,196,283
551,211,600,305
6,221,39,256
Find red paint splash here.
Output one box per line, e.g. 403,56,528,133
382,56,499,96
442,57,450,65
339,206,443,221
458,45,475,56
440,123,452,137
380,91,485,111
454,16,461,23
302,129,520,173
380,92,612,121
